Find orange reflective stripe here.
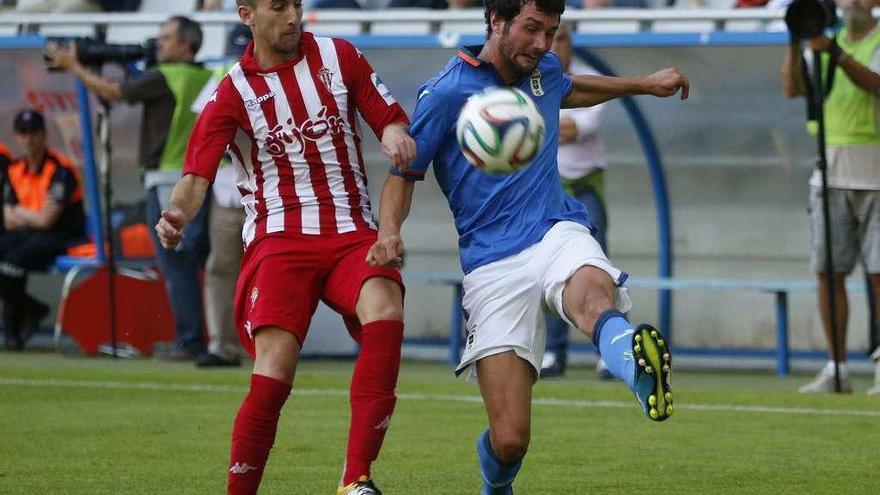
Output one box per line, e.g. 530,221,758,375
7,159,58,211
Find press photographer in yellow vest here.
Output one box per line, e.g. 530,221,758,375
781,0,880,394
44,15,214,360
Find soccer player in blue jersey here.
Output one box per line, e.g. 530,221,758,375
367,0,688,492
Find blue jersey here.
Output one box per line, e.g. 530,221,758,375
403,46,593,274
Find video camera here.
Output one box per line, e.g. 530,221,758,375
44,37,157,70
785,0,839,40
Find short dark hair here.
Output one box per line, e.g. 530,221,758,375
169,15,203,56
236,0,255,6
483,0,566,38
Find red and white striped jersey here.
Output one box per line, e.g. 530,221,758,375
184,32,408,247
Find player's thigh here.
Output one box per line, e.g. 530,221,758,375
809,187,859,273
235,249,324,356
856,190,880,273
540,222,631,332
322,232,404,325
252,326,301,383
476,351,533,447
456,249,545,379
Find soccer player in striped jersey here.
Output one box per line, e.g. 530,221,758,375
155,1,416,494
368,0,688,492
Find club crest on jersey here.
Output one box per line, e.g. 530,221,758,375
317,67,333,92
263,106,346,157
371,73,396,106
529,69,544,97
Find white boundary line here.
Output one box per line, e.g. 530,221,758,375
2,377,878,418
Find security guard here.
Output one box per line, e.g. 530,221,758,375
1,109,85,350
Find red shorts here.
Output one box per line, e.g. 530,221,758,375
233,230,403,357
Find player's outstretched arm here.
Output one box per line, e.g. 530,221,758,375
563,68,689,108
155,173,209,249
380,122,417,168
366,174,414,268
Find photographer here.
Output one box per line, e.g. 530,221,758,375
781,0,880,394
45,16,214,361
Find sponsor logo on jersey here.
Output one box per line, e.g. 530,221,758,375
371,73,396,106
529,68,544,97
244,90,276,110
317,67,334,92
263,106,346,157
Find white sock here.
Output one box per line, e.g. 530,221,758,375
823,360,849,378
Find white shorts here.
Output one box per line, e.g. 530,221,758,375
455,221,632,381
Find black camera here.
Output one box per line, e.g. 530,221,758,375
45,37,157,70
785,0,839,40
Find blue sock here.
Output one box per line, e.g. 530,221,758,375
593,310,636,389
476,429,520,495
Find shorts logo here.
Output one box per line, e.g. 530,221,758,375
466,324,476,350
317,66,333,92
529,68,544,97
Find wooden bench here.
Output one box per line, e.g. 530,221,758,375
402,271,870,375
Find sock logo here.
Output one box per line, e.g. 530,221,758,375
610,329,634,346
374,415,392,430
229,462,258,474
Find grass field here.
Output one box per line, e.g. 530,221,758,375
1,352,878,494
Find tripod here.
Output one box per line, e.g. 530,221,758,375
95,99,119,358
797,44,844,392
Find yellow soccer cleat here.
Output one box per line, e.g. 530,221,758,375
338,476,382,495
631,324,673,422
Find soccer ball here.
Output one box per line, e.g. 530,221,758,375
455,86,545,175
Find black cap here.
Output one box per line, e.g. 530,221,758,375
225,24,253,58
13,109,46,134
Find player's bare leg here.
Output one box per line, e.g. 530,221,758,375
564,266,673,421
228,327,300,494
475,351,534,494
337,277,405,495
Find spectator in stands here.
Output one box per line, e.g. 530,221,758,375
540,22,615,379
189,23,252,368
781,0,880,394
45,16,214,361
16,0,102,12
388,0,449,7
1,110,85,351
200,0,236,9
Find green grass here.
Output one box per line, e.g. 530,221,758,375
1,352,878,494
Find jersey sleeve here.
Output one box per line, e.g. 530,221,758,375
335,38,409,140
401,84,455,181
120,69,171,103
183,77,243,182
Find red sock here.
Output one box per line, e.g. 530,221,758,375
343,320,404,485
228,374,292,495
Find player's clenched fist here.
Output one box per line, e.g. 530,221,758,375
380,123,417,168
366,234,404,268
155,209,186,249
643,68,690,100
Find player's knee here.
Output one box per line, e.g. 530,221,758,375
569,291,614,332
491,430,529,464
